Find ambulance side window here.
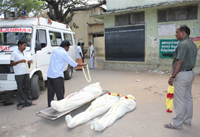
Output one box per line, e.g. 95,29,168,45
35,29,47,49
64,33,73,45
49,31,62,46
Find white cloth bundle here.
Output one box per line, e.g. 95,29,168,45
91,94,136,131
51,82,102,112
65,93,120,128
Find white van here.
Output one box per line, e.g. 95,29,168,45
0,17,76,99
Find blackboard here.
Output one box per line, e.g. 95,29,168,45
159,39,179,58
105,25,145,62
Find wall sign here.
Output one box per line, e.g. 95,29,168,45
159,39,179,58
105,25,145,62
191,36,200,50
158,24,176,36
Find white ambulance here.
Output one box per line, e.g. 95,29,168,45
0,17,76,99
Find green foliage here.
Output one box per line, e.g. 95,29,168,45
0,0,45,17
73,22,79,29
0,0,106,28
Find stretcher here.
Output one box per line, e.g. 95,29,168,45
36,90,108,120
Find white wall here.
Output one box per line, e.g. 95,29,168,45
106,0,198,11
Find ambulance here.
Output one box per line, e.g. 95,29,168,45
0,17,77,99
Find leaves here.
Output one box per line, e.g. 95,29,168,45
0,0,45,17
1,0,106,26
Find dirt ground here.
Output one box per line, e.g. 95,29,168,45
0,61,200,137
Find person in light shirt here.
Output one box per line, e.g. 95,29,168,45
10,40,35,110
76,42,83,70
47,40,86,107
89,42,94,69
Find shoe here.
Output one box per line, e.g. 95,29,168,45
25,103,36,107
183,122,191,126
17,106,23,110
164,123,182,130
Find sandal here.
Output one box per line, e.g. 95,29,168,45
164,123,179,129
17,106,23,110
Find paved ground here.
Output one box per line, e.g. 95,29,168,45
0,62,200,137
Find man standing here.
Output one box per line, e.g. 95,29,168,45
47,40,86,107
76,42,83,70
89,42,94,69
164,25,197,129
10,40,35,110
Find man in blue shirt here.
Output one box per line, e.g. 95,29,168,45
47,40,86,107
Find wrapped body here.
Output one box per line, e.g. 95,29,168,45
51,82,102,112
91,95,136,131
65,93,120,128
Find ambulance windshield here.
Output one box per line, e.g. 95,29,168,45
0,27,32,52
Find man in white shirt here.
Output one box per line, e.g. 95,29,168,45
89,42,94,69
10,40,35,110
76,42,83,70
47,40,86,107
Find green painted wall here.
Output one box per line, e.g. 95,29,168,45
107,0,199,11
103,2,200,74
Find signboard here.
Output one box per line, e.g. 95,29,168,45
158,24,176,36
0,28,32,33
159,39,179,58
191,36,200,50
105,25,145,62
0,46,10,51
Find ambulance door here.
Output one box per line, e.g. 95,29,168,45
63,33,76,61
35,29,51,80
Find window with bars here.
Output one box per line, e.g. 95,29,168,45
158,5,197,22
115,12,145,26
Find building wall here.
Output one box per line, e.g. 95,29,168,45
106,0,199,11
70,7,104,57
94,36,105,69
103,2,200,74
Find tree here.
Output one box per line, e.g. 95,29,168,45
0,0,106,26
44,0,106,24
0,0,45,17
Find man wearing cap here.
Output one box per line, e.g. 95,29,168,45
47,40,86,107
164,25,197,129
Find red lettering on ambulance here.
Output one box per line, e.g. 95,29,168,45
22,28,26,32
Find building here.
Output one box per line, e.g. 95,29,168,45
92,0,200,73
70,6,105,67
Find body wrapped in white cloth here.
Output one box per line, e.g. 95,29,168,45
51,82,102,112
65,93,120,128
91,95,136,131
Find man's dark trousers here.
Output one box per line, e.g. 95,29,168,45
47,77,65,107
15,74,32,107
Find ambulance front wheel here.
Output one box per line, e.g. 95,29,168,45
30,74,40,100
64,65,73,80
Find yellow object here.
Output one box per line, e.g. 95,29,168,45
166,98,173,111
166,85,174,113
82,64,91,82
168,85,174,94
125,96,135,100
108,92,121,97
25,61,34,71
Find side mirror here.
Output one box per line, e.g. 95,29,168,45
35,42,41,53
